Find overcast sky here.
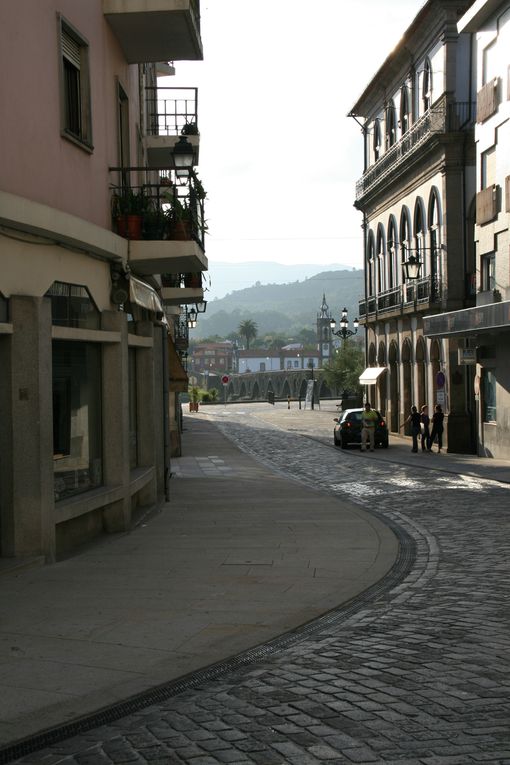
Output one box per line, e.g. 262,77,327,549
165,0,426,269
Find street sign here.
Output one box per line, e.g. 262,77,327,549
436,389,446,406
221,375,230,385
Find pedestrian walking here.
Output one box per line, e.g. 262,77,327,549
430,403,445,453
420,404,431,452
287,394,291,409
360,402,378,452
402,405,422,452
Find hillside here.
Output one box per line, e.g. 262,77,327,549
193,269,364,339
206,261,351,300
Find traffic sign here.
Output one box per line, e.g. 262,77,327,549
436,371,446,389
221,375,230,385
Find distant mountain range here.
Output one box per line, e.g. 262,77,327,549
205,261,353,300
193,267,364,340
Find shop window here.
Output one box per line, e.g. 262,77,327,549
482,369,496,422
53,341,102,501
46,281,100,329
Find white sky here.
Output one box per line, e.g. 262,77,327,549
165,0,426,269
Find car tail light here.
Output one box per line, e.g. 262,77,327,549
342,422,351,429
380,420,385,427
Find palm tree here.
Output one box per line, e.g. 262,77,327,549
238,319,258,350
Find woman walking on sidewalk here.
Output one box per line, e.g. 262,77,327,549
420,405,431,452
430,403,445,453
402,405,422,453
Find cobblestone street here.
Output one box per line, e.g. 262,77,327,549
6,405,510,765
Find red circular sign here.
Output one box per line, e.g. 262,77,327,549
221,375,230,385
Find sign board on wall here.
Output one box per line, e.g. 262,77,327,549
458,348,476,365
436,389,446,406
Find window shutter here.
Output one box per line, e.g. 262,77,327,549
62,29,81,69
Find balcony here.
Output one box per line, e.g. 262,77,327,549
110,168,207,277
145,87,200,168
358,276,439,323
355,98,473,202
103,0,202,63
476,185,499,225
161,273,204,306
476,78,500,123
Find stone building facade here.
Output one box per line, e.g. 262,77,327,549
352,0,477,452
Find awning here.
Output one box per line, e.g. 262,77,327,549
359,367,386,385
129,275,166,321
168,335,188,392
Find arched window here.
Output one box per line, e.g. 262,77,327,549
373,119,382,161
414,200,426,275
400,86,410,134
367,231,376,296
423,58,432,112
386,101,397,148
400,208,412,279
376,224,385,294
387,216,399,288
428,188,442,299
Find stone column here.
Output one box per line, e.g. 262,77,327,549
101,310,131,532
0,296,54,560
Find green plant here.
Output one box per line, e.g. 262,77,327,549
190,386,199,403
181,121,199,136
209,388,218,401
112,188,151,216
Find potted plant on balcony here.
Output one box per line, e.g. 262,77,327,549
161,273,182,288
112,189,149,240
183,272,202,289
143,208,169,240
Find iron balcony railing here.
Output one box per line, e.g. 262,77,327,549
146,86,198,137
359,276,439,319
174,312,190,351
110,167,206,250
356,98,474,200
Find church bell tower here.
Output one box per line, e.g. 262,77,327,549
317,294,333,367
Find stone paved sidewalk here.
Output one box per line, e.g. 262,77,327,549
5,406,510,765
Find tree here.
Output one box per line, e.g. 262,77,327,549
238,319,258,349
322,339,364,394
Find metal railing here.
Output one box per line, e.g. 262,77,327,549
145,87,198,137
356,98,473,200
174,312,190,351
377,285,402,313
110,167,206,249
360,276,438,319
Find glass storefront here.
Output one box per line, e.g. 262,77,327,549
52,341,102,501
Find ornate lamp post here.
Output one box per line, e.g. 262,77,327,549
330,307,359,341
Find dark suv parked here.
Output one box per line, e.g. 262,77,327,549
334,408,389,449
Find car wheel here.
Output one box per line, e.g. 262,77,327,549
334,434,340,446
381,439,389,448
341,436,349,449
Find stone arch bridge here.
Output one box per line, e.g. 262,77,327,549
221,369,335,403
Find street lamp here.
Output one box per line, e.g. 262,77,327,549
187,307,197,329
403,253,422,280
330,307,359,340
173,136,195,179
